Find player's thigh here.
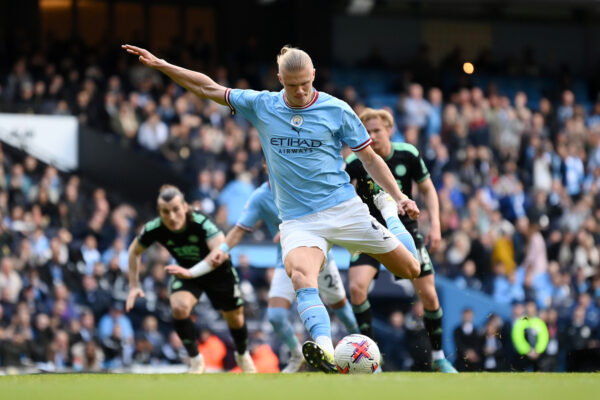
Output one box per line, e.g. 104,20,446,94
348,264,379,293
411,274,440,310
203,264,244,312
268,268,296,304
367,243,420,279
284,246,325,289
317,258,347,305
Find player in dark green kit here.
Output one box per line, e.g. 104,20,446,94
345,108,457,373
126,185,256,373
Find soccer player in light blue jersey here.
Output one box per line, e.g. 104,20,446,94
123,43,420,373
211,177,359,373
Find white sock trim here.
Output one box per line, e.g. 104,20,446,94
315,336,334,354
432,350,445,361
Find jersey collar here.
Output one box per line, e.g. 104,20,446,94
282,90,319,110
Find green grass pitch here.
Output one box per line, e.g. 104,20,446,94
1,372,598,400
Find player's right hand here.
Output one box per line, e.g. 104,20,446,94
165,264,193,279
125,287,145,312
399,198,420,220
211,250,227,265
121,44,163,68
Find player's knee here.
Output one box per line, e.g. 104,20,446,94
267,307,288,330
290,268,314,290
349,282,367,303
171,303,191,319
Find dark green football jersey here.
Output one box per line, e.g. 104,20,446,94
345,142,430,229
137,211,221,268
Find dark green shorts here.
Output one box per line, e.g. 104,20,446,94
168,262,243,311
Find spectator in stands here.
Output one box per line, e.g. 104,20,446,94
480,314,507,371
453,308,482,371
454,260,483,292
0,258,22,305
138,112,169,152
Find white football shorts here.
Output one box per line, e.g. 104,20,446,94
280,196,400,264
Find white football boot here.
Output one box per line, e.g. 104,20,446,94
235,351,258,373
188,354,206,374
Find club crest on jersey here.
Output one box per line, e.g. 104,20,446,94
290,114,304,127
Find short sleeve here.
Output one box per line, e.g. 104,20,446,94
339,105,371,152
202,218,221,240
137,218,160,248
412,151,430,183
224,88,262,123
236,191,263,231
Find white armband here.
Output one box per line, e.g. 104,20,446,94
188,260,213,278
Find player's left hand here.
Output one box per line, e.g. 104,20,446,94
164,264,193,279
399,198,420,220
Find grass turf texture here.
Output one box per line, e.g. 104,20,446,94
1,372,598,400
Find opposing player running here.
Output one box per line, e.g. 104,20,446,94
345,108,457,373
123,44,420,373
126,185,256,373
211,175,359,372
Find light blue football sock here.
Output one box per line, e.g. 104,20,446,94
332,301,360,334
296,288,332,342
385,216,419,260
267,307,301,352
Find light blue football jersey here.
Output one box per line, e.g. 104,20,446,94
225,89,372,220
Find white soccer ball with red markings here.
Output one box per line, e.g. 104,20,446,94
334,334,381,374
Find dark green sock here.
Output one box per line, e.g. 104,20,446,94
352,300,374,339
230,324,249,354
424,308,443,351
174,318,199,357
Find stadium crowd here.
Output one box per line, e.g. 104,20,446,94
0,38,599,372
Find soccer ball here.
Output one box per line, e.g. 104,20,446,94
334,334,381,374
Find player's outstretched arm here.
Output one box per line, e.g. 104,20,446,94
211,225,247,265
126,238,146,312
164,233,228,279
121,44,228,106
355,146,420,220
418,178,441,251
